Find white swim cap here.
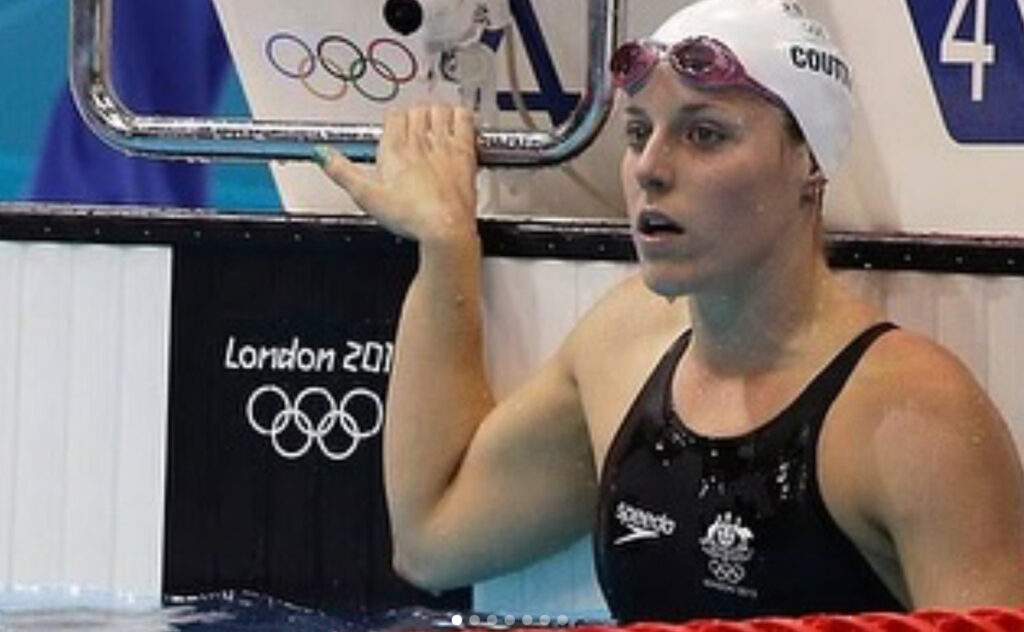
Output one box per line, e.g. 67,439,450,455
649,0,853,178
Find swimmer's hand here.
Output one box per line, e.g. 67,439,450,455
315,105,479,245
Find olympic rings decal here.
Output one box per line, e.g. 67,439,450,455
265,32,419,103
246,384,384,461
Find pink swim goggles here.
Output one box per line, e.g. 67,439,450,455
610,36,784,108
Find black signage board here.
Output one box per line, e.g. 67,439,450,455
164,233,470,616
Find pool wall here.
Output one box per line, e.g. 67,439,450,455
0,204,1022,619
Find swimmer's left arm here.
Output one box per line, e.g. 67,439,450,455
870,344,1024,609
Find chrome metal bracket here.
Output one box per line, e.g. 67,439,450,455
69,0,621,166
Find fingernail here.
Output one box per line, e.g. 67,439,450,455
312,145,333,167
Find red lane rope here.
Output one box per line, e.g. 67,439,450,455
509,609,1024,632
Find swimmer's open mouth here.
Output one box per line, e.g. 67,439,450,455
637,209,684,236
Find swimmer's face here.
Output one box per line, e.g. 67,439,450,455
619,63,818,297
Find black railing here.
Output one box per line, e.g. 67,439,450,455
2,203,1023,276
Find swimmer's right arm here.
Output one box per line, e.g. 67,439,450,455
318,104,597,590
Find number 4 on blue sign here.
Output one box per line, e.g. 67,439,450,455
905,0,1024,142
941,0,996,101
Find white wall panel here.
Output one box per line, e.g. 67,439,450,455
482,259,580,395
0,242,172,605
10,244,74,587
935,276,989,385
984,277,1024,450
111,248,172,599
0,243,23,587
63,246,123,590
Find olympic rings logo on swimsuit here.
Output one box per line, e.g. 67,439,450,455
707,559,746,585
246,384,384,461
265,32,419,103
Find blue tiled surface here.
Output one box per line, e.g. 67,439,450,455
0,0,280,211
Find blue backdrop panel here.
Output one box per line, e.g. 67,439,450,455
27,0,229,207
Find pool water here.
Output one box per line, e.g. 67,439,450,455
0,589,595,632
0,590,466,632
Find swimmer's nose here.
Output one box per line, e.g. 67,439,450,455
634,134,674,195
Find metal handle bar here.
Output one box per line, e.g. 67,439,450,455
70,0,621,166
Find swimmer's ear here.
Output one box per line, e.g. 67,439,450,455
801,157,827,207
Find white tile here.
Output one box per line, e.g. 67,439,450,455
111,247,172,600
0,242,23,585
482,259,579,397
10,244,73,585
982,277,1024,454
934,275,989,384
62,246,124,590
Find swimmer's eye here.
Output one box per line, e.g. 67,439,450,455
685,121,729,149
624,120,652,150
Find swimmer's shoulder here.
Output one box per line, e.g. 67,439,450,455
823,326,1024,605
834,324,1014,498
848,326,996,423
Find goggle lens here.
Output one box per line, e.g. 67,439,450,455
609,42,658,93
611,37,765,100
673,39,721,77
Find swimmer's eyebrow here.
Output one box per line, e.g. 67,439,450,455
623,103,720,119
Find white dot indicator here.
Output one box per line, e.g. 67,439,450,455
450,614,463,626
557,615,569,625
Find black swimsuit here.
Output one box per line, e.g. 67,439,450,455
595,323,904,622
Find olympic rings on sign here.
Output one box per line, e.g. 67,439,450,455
299,54,349,102
246,384,384,461
266,32,313,79
264,32,419,103
317,35,367,82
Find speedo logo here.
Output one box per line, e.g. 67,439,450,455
613,501,676,545
789,45,852,89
